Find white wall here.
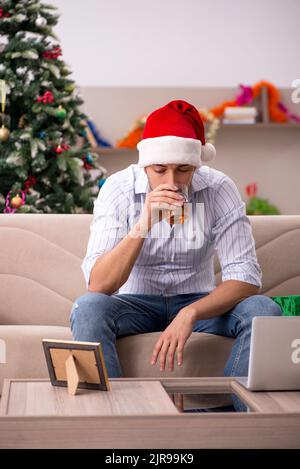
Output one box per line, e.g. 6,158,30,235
51,0,299,87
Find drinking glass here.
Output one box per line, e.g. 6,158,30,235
169,183,189,225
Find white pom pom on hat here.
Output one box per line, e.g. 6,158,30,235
201,142,216,162
137,99,216,168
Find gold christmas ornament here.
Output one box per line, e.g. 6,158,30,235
0,80,10,141
11,194,23,209
18,115,26,128
65,83,75,92
0,125,10,142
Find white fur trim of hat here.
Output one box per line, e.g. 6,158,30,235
137,136,216,168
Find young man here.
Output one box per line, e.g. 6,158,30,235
70,100,281,411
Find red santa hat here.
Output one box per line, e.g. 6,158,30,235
137,99,216,168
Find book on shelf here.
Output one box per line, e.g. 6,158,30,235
222,117,256,124
224,106,257,116
223,106,257,124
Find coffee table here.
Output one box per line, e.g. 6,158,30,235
1,377,300,448
0,379,178,416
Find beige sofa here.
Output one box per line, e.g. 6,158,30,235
0,214,300,396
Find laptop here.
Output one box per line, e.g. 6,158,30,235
236,316,300,391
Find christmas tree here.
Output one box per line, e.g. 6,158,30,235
0,0,106,214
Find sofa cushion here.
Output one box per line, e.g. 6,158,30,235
117,332,234,378
0,325,73,394
1,215,300,327
0,326,234,396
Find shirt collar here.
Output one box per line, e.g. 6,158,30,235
190,166,210,193
134,165,209,195
135,167,150,194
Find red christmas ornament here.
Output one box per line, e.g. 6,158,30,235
43,47,62,60
83,155,94,170
0,8,11,17
55,143,70,154
83,161,93,170
24,176,37,193
51,46,62,58
37,90,54,104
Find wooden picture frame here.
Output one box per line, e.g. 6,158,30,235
42,339,110,395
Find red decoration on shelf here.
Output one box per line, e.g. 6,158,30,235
37,90,54,104
210,81,292,123
43,47,62,60
236,85,253,105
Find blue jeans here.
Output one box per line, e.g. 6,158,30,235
70,292,282,411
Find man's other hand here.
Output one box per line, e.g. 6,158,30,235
150,308,196,371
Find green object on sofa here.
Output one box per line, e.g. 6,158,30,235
271,295,300,316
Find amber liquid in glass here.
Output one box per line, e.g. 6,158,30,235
169,185,189,226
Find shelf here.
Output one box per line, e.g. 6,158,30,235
219,123,300,129
92,147,137,155
91,122,300,156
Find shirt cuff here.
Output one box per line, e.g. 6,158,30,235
221,271,262,288
81,256,99,290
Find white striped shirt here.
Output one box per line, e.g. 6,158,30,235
81,164,262,295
